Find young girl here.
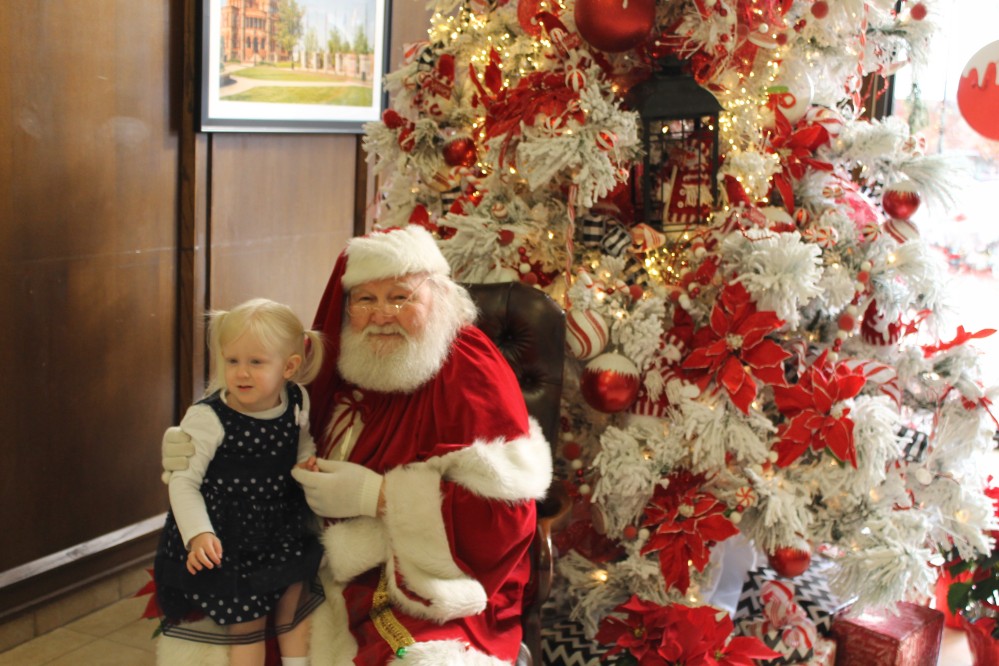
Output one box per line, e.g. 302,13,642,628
154,298,325,666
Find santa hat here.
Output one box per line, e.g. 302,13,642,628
308,225,449,448
342,225,450,290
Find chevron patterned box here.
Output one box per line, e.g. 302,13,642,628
541,613,618,666
734,560,853,637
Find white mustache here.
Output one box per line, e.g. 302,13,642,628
362,324,409,338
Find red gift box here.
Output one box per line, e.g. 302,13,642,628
830,602,943,666
961,615,999,666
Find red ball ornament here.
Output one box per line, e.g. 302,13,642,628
768,544,812,578
622,524,639,540
837,312,856,331
810,1,829,19
574,0,656,53
498,229,516,246
910,2,927,20
443,136,478,168
382,108,406,129
563,441,582,460
628,284,644,302
580,352,640,413
881,180,921,221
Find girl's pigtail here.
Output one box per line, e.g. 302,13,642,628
297,330,325,385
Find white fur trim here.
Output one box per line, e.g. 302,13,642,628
388,640,513,665
383,465,489,622
310,568,358,666
343,226,450,289
156,633,229,665
323,516,388,583
428,418,552,501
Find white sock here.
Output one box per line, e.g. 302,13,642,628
282,658,309,666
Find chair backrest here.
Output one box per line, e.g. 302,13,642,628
463,282,565,666
464,282,565,461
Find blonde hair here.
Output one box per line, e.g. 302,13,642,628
205,298,324,395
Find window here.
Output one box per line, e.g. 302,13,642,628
890,0,999,386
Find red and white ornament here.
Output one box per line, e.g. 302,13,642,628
881,179,921,221
574,0,656,53
957,40,999,141
566,309,610,361
765,67,814,125
861,300,902,346
883,217,920,243
629,222,667,252
580,352,640,412
767,543,812,578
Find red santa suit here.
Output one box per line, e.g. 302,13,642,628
304,227,552,665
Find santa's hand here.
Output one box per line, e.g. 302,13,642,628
161,426,195,484
291,459,383,518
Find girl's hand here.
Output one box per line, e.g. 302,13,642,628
296,455,319,472
186,532,223,574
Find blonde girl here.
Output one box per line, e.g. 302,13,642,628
154,299,324,666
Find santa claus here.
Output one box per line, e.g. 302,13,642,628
160,225,552,665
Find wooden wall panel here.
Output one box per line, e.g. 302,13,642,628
207,133,357,333
0,0,180,576
0,0,434,621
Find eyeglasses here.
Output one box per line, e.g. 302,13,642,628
346,279,428,318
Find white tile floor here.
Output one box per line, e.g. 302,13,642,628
0,593,978,665
0,595,156,665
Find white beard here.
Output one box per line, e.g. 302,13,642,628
337,307,460,394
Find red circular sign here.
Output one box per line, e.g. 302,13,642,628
957,40,999,141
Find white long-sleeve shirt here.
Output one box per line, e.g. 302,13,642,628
167,386,316,548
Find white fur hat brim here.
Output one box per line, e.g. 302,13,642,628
342,225,450,289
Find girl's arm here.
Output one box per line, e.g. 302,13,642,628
167,404,224,548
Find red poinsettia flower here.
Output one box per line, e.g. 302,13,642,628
682,282,790,414
134,568,162,620
641,471,740,594
766,111,834,214
772,350,867,468
596,596,781,665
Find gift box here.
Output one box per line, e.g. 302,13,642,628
735,559,853,637
540,609,617,666
830,601,943,666
960,614,999,666
737,578,839,666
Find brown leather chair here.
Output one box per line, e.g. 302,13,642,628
464,282,566,666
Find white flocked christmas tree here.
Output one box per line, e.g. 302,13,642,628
363,0,998,657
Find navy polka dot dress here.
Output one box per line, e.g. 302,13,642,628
154,383,323,643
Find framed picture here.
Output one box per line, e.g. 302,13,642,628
199,0,390,133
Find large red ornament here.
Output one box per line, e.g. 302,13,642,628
574,0,656,53
881,179,921,220
767,544,812,578
442,136,478,168
580,352,640,412
958,40,999,141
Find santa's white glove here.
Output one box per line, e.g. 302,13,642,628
291,458,383,519
161,426,195,484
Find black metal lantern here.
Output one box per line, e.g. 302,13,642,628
627,59,723,231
